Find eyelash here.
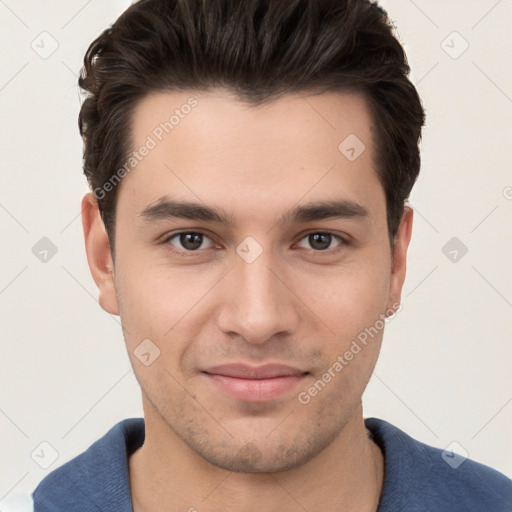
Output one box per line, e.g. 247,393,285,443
162,231,348,256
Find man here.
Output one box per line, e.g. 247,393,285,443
24,0,512,510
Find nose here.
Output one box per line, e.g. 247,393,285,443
217,250,300,345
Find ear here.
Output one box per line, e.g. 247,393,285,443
81,193,119,315
387,206,413,313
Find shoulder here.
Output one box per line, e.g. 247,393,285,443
365,417,512,512
31,418,144,512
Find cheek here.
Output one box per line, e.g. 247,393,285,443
113,260,219,356
295,255,391,343
115,271,162,337
114,270,191,394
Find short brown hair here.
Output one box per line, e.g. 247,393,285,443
78,0,425,248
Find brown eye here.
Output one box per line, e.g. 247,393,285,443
167,232,213,251
309,233,331,250
297,232,343,251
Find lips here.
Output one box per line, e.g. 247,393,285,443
202,364,308,402
204,364,307,379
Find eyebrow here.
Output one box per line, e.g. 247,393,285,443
139,197,369,226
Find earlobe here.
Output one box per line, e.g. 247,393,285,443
387,206,414,313
81,193,119,315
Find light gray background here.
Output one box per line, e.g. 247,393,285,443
1,0,511,500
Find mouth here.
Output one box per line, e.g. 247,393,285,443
202,364,309,402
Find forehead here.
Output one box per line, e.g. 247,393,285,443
130,88,374,157
119,88,384,227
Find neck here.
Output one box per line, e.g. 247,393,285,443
129,400,384,512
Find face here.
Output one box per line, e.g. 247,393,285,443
84,88,412,473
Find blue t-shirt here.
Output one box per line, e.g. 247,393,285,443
28,417,512,511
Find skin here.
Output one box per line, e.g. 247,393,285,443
82,89,413,512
